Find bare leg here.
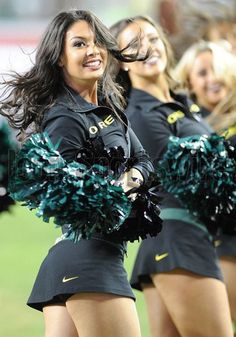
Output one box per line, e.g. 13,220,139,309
43,304,78,337
220,257,236,335
66,293,141,337
143,284,181,337
152,269,234,337
220,257,236,321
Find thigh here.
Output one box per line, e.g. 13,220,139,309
142,285,181,337
152,269,234,337
220,257,236,321
43,304,78,337
66,293,141,337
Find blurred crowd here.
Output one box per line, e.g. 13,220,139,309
154,0,236,59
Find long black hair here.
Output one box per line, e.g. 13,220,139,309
0,10,145,136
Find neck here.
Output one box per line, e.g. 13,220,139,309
131,74,173,102
197,100,215,113
65,79,98,104
79,86,98,105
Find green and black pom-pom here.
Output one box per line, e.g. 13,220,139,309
9,133,132,240
158,133,236,234
10,133,163,241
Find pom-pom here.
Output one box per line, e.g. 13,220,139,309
0,119,16,213
75,136,128,178
10,133,164,241
9,133,131,239
109,172,163,242
158,133,236,234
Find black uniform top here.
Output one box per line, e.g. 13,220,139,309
42,86,154,183
125,88,212,209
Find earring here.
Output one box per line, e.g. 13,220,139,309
123,67,129,72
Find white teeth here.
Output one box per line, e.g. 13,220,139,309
145,56,159,65
84,60,101,67
207,83,223,92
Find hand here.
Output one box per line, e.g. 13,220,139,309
118,168,143,200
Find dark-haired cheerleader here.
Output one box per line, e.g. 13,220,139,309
110,15,234,337
0,10,159,337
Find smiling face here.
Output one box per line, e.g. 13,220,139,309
117,19,168,83
188,50,228,111
59,20,108,89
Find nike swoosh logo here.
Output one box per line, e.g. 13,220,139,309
155,253,169,261
62,276,79,283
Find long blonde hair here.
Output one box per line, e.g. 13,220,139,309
207,91,236,131
174,40,236,131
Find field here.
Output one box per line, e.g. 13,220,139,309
0,205,149,337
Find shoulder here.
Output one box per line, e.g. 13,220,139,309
42,103,87,129
173,91,201,115
126,92,164,124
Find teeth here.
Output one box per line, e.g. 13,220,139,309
207,84,223,92
84,60,100,67
145,56,159,64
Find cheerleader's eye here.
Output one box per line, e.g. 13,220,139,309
149,36,159,44
198,69,208,77
73,40,86,48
